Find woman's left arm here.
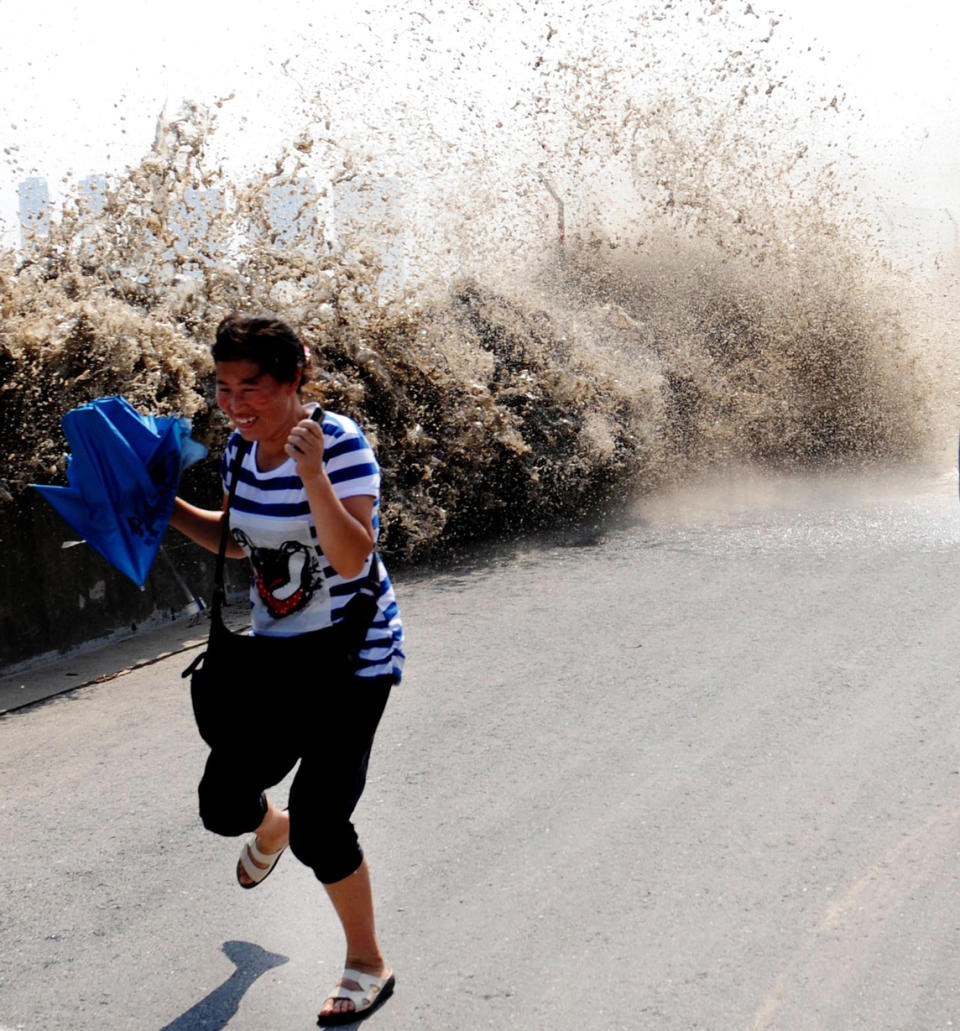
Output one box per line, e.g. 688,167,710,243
285,415,375,579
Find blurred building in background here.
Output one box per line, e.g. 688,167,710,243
14,174,412,296
17,177,50,248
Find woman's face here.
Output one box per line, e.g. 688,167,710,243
215,359,300,441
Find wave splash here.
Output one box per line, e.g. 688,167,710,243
0,14,939,562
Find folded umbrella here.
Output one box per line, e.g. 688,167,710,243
31,396,208,586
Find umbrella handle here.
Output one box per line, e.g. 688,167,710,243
158,545,207,618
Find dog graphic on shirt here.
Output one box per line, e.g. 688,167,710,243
231,529,324,619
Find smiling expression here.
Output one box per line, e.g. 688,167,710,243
215,359,302,448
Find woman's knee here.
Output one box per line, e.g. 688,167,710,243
197,765,266,837
289,816,363,884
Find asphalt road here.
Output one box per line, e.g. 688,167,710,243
1,466,958,1030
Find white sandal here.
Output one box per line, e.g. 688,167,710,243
236,835,286,889
317,967,396,1026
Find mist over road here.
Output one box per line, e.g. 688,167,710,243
2,466,958,1030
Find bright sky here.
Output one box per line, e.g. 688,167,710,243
779,4,960,211
1,0,957,238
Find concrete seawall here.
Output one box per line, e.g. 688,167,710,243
0,474,247,672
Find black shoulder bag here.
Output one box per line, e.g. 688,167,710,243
182,418,382,750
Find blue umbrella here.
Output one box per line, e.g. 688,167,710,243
31,396,208,586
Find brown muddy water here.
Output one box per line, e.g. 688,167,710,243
1,3,958,666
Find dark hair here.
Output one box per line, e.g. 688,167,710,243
212,313,310,388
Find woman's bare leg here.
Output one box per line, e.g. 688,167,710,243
318,858,391,1019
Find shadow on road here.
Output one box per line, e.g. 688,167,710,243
159,940,289,1030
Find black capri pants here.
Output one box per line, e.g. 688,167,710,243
198,673,393,885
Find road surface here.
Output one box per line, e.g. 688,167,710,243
1,465,958,1029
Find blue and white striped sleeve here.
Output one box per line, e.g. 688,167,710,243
323,413,380,501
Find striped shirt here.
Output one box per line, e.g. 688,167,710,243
220,408,404,682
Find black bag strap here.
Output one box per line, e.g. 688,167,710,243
212,435,252,610
182,434,253,679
